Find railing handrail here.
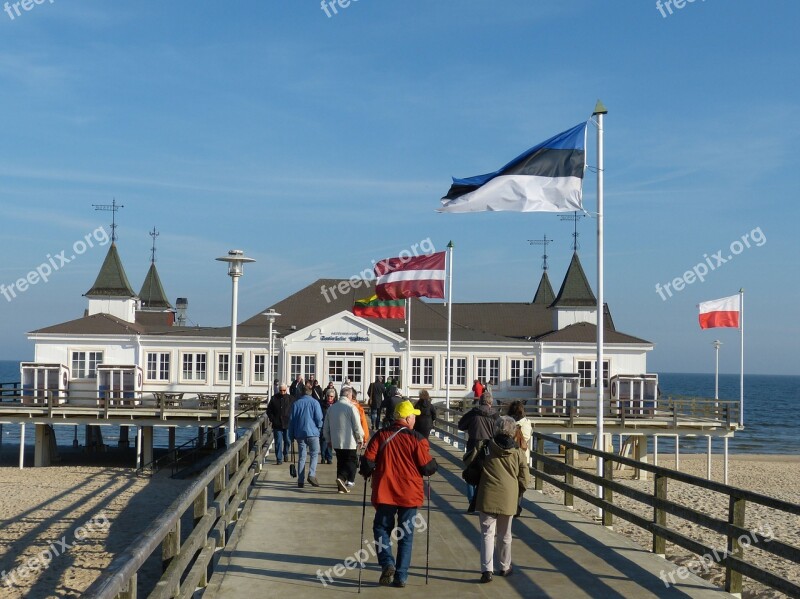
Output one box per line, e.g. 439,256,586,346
83,412,269,599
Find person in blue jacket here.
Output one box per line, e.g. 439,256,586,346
288,382,324,488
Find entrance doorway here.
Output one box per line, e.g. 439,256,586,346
326,351,365,395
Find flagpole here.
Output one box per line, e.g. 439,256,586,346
593,100,607,517
739,288,744,427
406,298,412,397
445,241,454,410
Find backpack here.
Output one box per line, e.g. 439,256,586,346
462,440,489,486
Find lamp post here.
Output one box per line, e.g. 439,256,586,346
713,339,722,400
217,250,255,445
263,309,281,395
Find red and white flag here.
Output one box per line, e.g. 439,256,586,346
698,294,740,329
374,251,446,300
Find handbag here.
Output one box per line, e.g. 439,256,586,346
289,441,297,478
462,440,489,486
514,425,528,451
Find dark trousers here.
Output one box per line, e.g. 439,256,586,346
334,448,358,483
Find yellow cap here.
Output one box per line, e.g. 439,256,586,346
394,400,421,419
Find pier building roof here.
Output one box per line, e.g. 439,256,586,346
532,271,555,305
139,263,172,309
550,251,596,308
84,244,136,298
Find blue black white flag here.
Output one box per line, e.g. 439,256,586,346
439,122,588,213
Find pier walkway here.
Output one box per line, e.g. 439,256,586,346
205,435,730,598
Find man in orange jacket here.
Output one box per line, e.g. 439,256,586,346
359,400,438,587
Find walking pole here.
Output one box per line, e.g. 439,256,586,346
358,476,367,593
425,475,431,584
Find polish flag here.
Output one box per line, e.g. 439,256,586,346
698,294,740,329
374,251,446,300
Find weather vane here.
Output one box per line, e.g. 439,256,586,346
149,227,159,264
559,211,585,252
92,198,124,243
527,234,554,272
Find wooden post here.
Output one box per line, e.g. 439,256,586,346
725,495,746,595
653,472,667,556
564,444,574,508
602,457,613,528
162,521,180,573
194,486,208,527
634,436,648,481
534,437,544,491
116,573,137,599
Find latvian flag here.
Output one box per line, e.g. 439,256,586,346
374,251,446,300
439,122,588,213
698,294,740,329
353,295,406,319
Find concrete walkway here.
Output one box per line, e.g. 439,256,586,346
205,436,731,598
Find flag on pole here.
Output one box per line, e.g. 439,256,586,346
698,294,740,329
374,251,446,300
438,122,588,213
352,295,405,319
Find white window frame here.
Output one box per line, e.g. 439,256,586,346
509,358,535,388
576,358,610,389
70,349,104,380
289,354,317,382
180,352,208,383
216,352,244,385
442,356,468,388
476,357,500,387
374,355,401,382
145,351,171,382
410,356,434,388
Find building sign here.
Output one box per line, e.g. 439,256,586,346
320,331,369,342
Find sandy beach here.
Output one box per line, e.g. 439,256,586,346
538,453,800,599
0,465,191,598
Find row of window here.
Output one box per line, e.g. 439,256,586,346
69,349,608,389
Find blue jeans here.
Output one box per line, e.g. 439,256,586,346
467,482,477,504
370,409,380,430
274,429,290,463
320,437,333,462
297,436,320,483
373,505,418,584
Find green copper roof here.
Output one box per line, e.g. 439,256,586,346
550,252,596,308
84,243,136,298
139,262,172,309
532,271,555,305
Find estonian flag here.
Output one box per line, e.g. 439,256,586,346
439,122,588,213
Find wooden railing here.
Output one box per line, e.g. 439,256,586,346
433,407,800,598
82,413,272,599
0,381,20,402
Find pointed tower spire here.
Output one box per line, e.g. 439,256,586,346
85,244,136,298
532,271,555,305
550,252,596,307
139,228,172,309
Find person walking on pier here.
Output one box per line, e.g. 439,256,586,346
319,388,336,464
465,415,527,583
288,382,324,488
367,376,384,430
360,400,438,588
458,391,497,510
322,386,364,493
413,390,437,438
266,383,294,465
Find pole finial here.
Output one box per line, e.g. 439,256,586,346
593,100,608,115
447,240,454,248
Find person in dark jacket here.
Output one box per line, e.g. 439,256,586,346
367,376,384,430
458,391,496,510
319,388,337,464
413,390,437,438
266,383,294,465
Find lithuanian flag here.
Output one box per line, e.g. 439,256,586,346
353,295,405,319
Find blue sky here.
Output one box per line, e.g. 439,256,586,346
0,1,797,376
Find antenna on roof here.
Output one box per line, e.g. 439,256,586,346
559,211,585,252
149,227,159,264
92,198,124,243
527,234,553,272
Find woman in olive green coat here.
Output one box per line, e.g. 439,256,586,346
471,415,527,583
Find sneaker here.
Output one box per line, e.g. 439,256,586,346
276,460,282,465
391,579,406,588
379,566,396,585
346,481,355,488
308,476,320,487
336,478,347,494
499,567,513,577
480,571,493,583
297,483,304,488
